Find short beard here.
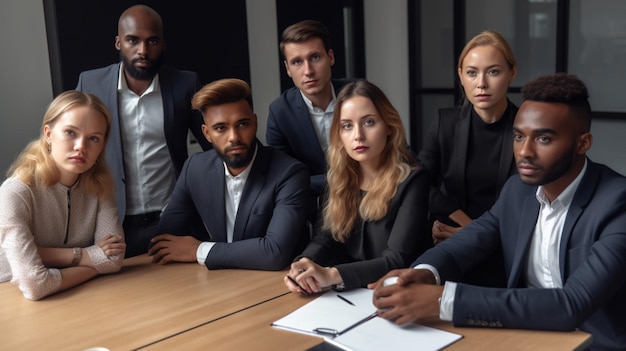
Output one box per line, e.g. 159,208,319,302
521,144,577,186
120,52,162,81
216,141,256,170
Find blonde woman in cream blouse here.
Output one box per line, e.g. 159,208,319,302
0,91,125,300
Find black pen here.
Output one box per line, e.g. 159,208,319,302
339,312,377,335
337,294,355,306
313,311,377,337
287,275,310,296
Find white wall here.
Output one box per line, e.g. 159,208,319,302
588,120,626,176
245,0,280,144
0,0,53,175
1,1,625,177
363,0,410,141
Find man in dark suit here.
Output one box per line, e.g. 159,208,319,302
371,73,626,350
75,5,210,257
266,20,357,220
148,78,309,271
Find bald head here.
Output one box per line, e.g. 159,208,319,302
118,5,163,36
115,5,165,83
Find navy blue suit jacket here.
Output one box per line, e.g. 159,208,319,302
157,142,310,271
76,63,211,220
266,79,358,195
414,160,626,350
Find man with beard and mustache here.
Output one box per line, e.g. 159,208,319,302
370,73,626,351
75,5,211,257
148,79,310,271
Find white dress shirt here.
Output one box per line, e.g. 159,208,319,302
300,84,336,153
525,160,587,288
195,147,258,265
117,67,175,215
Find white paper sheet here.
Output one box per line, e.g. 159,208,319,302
272,289,462,350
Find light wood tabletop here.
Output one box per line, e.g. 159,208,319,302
421,319,592,351
139,290,324,351
139,290,592,351
0,254,290,351
0,254,593,350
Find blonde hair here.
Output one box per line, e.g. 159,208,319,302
324,81,417,242
8,90,114,199
457,30,517,105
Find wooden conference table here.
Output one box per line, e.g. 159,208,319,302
0,255,592,350
140,291,592,351
0,254,289,350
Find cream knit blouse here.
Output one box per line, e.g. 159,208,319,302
0,176,124,300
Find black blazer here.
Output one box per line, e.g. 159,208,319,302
418,102,518,221
298,168,432,289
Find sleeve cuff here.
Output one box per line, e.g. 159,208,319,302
413,263,441,285
196,242,215,265
439,281,457,321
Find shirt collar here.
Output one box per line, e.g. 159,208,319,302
536,158,588,208
300,83,337,113
223,142,258,180
117,63,160,95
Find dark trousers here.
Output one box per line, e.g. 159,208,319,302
123,211,161,258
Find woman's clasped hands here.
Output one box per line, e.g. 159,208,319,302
284,257,340,295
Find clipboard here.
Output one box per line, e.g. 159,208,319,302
272,288,462,351
271,289,376,337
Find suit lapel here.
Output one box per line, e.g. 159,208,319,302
232,142,266,241
105,64,123,163
206,157,227,242
104,64,126,215
293,90,325,161
158,68,175,152
559,160,597,280
496,105,516,194
450,106,471,206
507,192,540,287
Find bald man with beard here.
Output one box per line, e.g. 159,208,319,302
76,5,211,257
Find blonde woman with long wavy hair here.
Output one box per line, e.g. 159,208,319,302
285,81,431,293
0,90,125,300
